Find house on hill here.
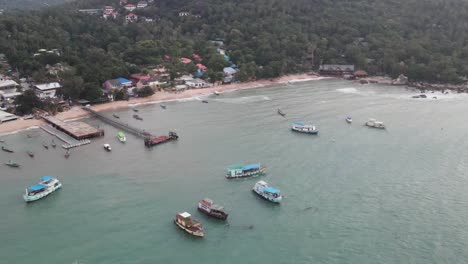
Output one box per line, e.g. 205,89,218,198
137,1,148,8
103,78,132,92
319,64,355,76
0,80,20,102
34,82,62,99
125,13,138,22
179,11,190,17
354,70,368,78
124,4,136,11
103,6,114,12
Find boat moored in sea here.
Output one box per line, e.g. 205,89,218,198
43,143,49,149
132,108,139,112
365,118,385,129
174,212,204,237
201,100,208,103
346,116,353,123
197,198,229,220
225,163,266,179
117,132,126,143
160,104,167,109
278,109,286,117
27,150,34,158
5,160,20,168
64,150,70,159
23,176,62,202
291,122,319,134
51,140,56,148
252,181,282,203
133,114,143,120
1,146,13,153
104,144,112,151
113,114,120,119
214,91,220,95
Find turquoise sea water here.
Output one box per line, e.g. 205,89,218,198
1,79,468,263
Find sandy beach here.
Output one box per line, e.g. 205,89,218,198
0,73,326,136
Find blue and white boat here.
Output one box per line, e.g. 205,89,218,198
226,163,266,179
291,122,319,134
252,181,282,203
23,176,62,202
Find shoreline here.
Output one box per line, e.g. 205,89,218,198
0,73,326,136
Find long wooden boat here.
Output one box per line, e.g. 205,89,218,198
197,198,228,220
1,146,13,153
277,109,286,117
225,163,266,179
27,150,34,158
5,160,20,168
291,122,319,134
174,212,204,237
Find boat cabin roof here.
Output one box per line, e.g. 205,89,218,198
243,164,260,170
179,212,191,218
256,180,268,186
28,184,46,191
40,176,53,182
264,187,280,194
201,198,213,205
227,164,244,170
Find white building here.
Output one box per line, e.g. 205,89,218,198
137,1,148,8
0,110,18,123
124,4,136,11
35,82,62,99
0,80,20,101
185,78,209,88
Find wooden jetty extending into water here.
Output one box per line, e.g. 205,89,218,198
42,115,104,140
40,125,91,149
82,107,178,147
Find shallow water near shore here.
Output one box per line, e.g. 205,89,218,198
1,79,468,263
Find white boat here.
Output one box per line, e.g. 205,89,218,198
213,91,220,95
104,144,112,151
23,176,62,202
346,116,352,123
365,118,385,129
291,122,319,134
117,132,126,143
252,181,282,203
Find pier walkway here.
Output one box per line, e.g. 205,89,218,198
82,107,153,138
40,125,91,149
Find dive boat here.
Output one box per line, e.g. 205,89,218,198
346,116,353,123
252,181,282,203
133,114,143,120
104,144,112,151
277,109,286,117
113,114,120,119
23,176,62,202
117,132,126,143
197,198,229,220
1,146,13,153
160,104,167,109
365,118,385,129
27,150,34,158
5,160,20,168
174,212,204,237
225,163,266,179
291,122,319,134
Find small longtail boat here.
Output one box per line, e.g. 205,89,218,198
1,146,13,153
277,109,286,117
51,140,56,148
132,108,139,112
27,150,34,158
113,114,120,119
64,150,70,159
43,143,49,149
5,160,20,168
160,104,167,109
133,114,143,120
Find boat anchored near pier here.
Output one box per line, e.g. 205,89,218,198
225,163,266,179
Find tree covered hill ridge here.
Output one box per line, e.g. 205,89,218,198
0,0,468,101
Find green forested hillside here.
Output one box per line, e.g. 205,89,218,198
0,0,467,100
0,0,70,9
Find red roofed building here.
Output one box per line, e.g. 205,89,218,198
104,6,114,12
130,74,151,85
196,64,207,71
103,10,118,19
124,4,136,11
125,13,138,22
180,57,192,64
192,54,202,62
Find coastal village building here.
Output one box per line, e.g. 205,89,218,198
125,13,138,22
137,1,148,8
223,67,237,83
103,10,118,19
103,78,132,92
124,4,136,11
0,109,18,123
34,82,62,99
78,9,101,15
179,12,190,17
0,79,20,102
180,57,192,64
185,78,209,88
319,64,355,76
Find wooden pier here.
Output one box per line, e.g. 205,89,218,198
40,125,91,149
42,115,104,140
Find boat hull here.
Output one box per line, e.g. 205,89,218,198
23,183,62,202
252,189,282,203
225,167,266,179
197,207,228,220
174,220,204,237
365,124,385,129
291,128,319,134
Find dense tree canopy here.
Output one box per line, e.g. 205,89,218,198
0,0,467,103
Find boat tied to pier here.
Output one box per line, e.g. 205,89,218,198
252,181,282,203
23,176,62,202
174,212,205,237
365,118,385,129
225,163,266,179
1,146,13,153
144,131,178,147
197,198,229,220
291,122,319,134
117,132,126,143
